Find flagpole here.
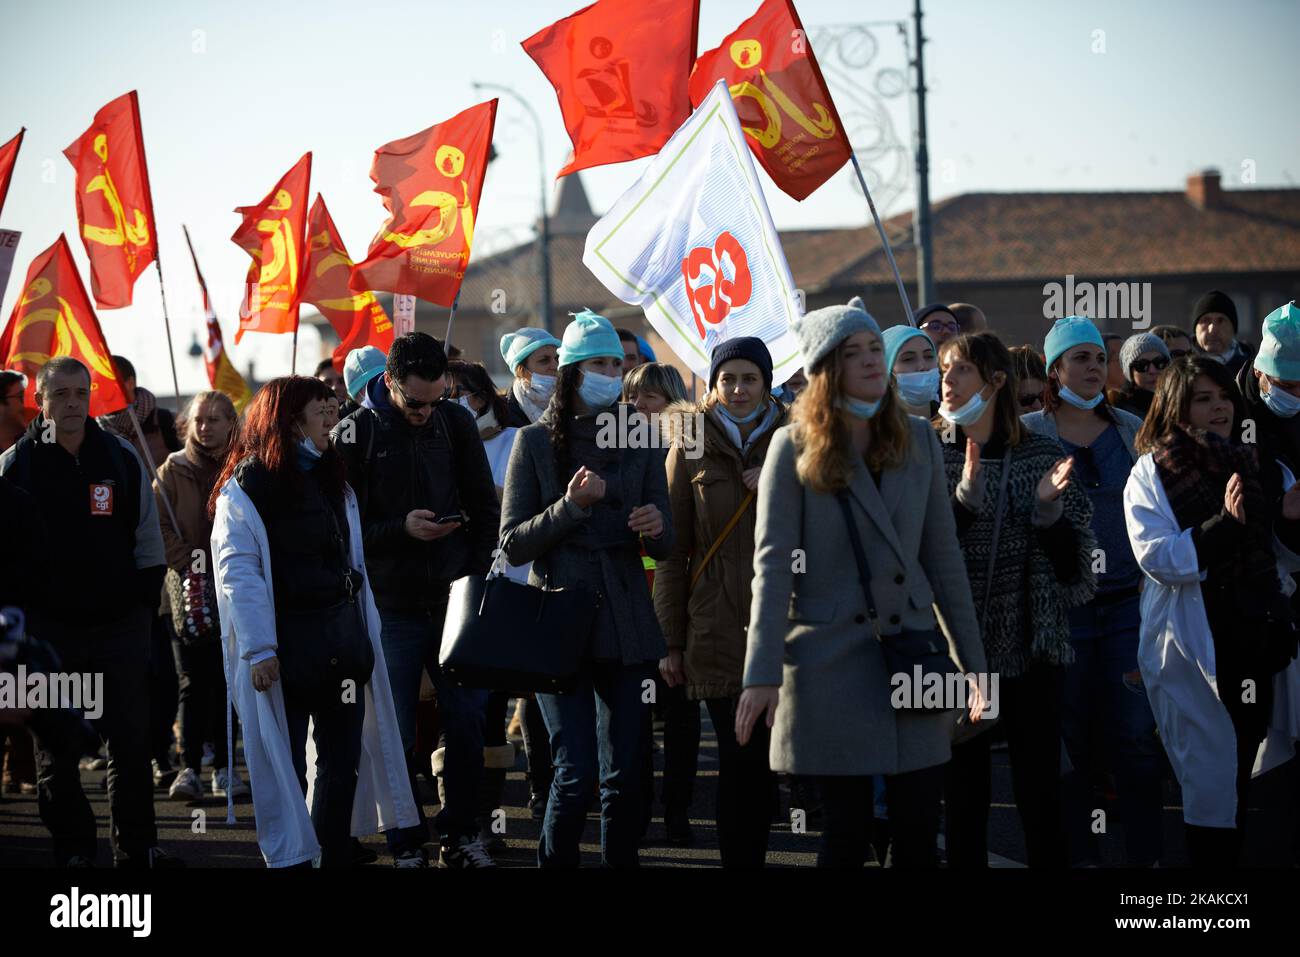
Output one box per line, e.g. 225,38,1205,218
444,290,461,352
849,154,916,327
153,258,184,413
291,324,298,376
125,403,180,532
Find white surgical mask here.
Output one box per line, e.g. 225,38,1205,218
524,373,556,404
578,370,623,410
939,385,991,427
298,433,323,462
454,395,475,412
1262,381,1300,419
839,395,882,420
1058,383,1104,410
895,369,940,408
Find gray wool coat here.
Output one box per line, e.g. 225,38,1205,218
499,411,674,666
743,416,989,777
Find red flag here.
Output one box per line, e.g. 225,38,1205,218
302,195,392,372
0,235,128,416
0,128,23,221
349,101,496,307
182,226,252,413
523,0,699,177
63,92,158,308
689,0,851,201
231,152,311,342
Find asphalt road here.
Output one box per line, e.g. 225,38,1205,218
2,705,1297,868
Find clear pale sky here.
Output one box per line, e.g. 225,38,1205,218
2,0,1295,395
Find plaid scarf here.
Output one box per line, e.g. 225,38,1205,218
1152,424,1278,604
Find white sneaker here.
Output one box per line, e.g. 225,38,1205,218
169,767,203,801
212,767,250,799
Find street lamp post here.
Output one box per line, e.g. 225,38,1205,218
472,81,553,334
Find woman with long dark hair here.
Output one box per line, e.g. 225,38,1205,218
1126,355,1299,867
499,310,673,867
737,304,988,868
934,333,1096,868
209,376,415,867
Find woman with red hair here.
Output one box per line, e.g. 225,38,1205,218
209,376,416,867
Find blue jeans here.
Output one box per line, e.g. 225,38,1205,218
1062,593,1164,866
379,602,487,849
535,661,652,867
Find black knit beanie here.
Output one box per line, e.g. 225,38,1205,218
1191,290,1238,332
709,336,773,392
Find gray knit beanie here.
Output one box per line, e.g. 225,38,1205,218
792,304,882,372
1119,333,1170,378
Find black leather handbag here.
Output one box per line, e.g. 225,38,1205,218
836,491,960,710
276,570,375,712
439,539,599,694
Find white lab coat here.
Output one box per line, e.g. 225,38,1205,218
211,478,418,867
1124,453,1300,828
482,426,531,585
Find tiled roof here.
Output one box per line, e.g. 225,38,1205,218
824,188,1300,288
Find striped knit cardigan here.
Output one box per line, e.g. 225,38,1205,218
940,431,1098,678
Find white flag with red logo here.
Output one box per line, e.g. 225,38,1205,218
583,79,802,382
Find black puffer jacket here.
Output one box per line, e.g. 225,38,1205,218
333,392,499,610
1237,356,1300,557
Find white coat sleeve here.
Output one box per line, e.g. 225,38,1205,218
1124,455,1203,588
212,492,278,664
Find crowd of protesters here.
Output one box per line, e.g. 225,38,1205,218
3,287,1300,871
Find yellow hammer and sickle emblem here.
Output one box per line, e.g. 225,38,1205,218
252,212,298,293
82,134,150,267
383,181,476,251
11,292,117,380
310,234,380,311
729,68,838,149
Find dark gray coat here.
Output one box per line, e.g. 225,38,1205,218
743,417,989,776
499,407,673,665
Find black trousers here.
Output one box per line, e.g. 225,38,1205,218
285,692,365,868
944,662,1067,868
1185,587,1274,867
149,612,179,766
520,695,552,798
172,636,237,770
27,605,157,864
816,765,945,868
705,696,776,867
639,676,703,828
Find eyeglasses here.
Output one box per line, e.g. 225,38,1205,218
1017,393,1043,409
1130,357,1170,374
921,318,959,334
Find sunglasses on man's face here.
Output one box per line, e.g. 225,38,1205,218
394,382,438,411
1130,357,1170,374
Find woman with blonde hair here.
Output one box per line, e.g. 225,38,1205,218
156,391,249,802
737,305,988,868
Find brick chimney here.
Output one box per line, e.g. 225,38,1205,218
1186,168,1223,210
